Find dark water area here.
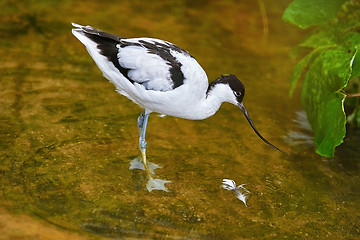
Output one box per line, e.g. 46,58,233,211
0,0,359,239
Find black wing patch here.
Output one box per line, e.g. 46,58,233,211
82,32,134,84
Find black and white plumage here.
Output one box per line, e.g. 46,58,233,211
71,23,282,192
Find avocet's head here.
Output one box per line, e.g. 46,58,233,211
211,74,283,152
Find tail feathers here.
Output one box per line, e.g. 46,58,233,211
71,22,124,42
71,23,132,94
71,22,124,74
71,22,83,28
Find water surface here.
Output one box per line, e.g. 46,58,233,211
0,0,359,239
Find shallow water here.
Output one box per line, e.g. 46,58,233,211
1,0,359,239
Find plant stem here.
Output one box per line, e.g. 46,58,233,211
257,0,268,43
346,92,360,99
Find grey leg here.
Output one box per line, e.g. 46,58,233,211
137,110,151,175
138,110,149,155
131,110,171,192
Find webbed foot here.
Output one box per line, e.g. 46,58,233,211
146,177,171,192
129,157,161,175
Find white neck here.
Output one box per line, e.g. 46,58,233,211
173,83,237,120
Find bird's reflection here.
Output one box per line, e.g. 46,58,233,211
129,157,171,192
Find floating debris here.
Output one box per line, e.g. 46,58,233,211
222,179,250,207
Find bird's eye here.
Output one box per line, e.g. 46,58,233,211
234,91,241,97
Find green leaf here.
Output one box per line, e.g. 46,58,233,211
299,28,337,48
298,18,360,48
289,52,314,97
301,49,353,157
287,15,360,98
283,0,347,29
350,47,360,79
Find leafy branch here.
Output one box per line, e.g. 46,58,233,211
283,0,360,157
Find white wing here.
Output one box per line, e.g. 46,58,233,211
117,38,187,91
